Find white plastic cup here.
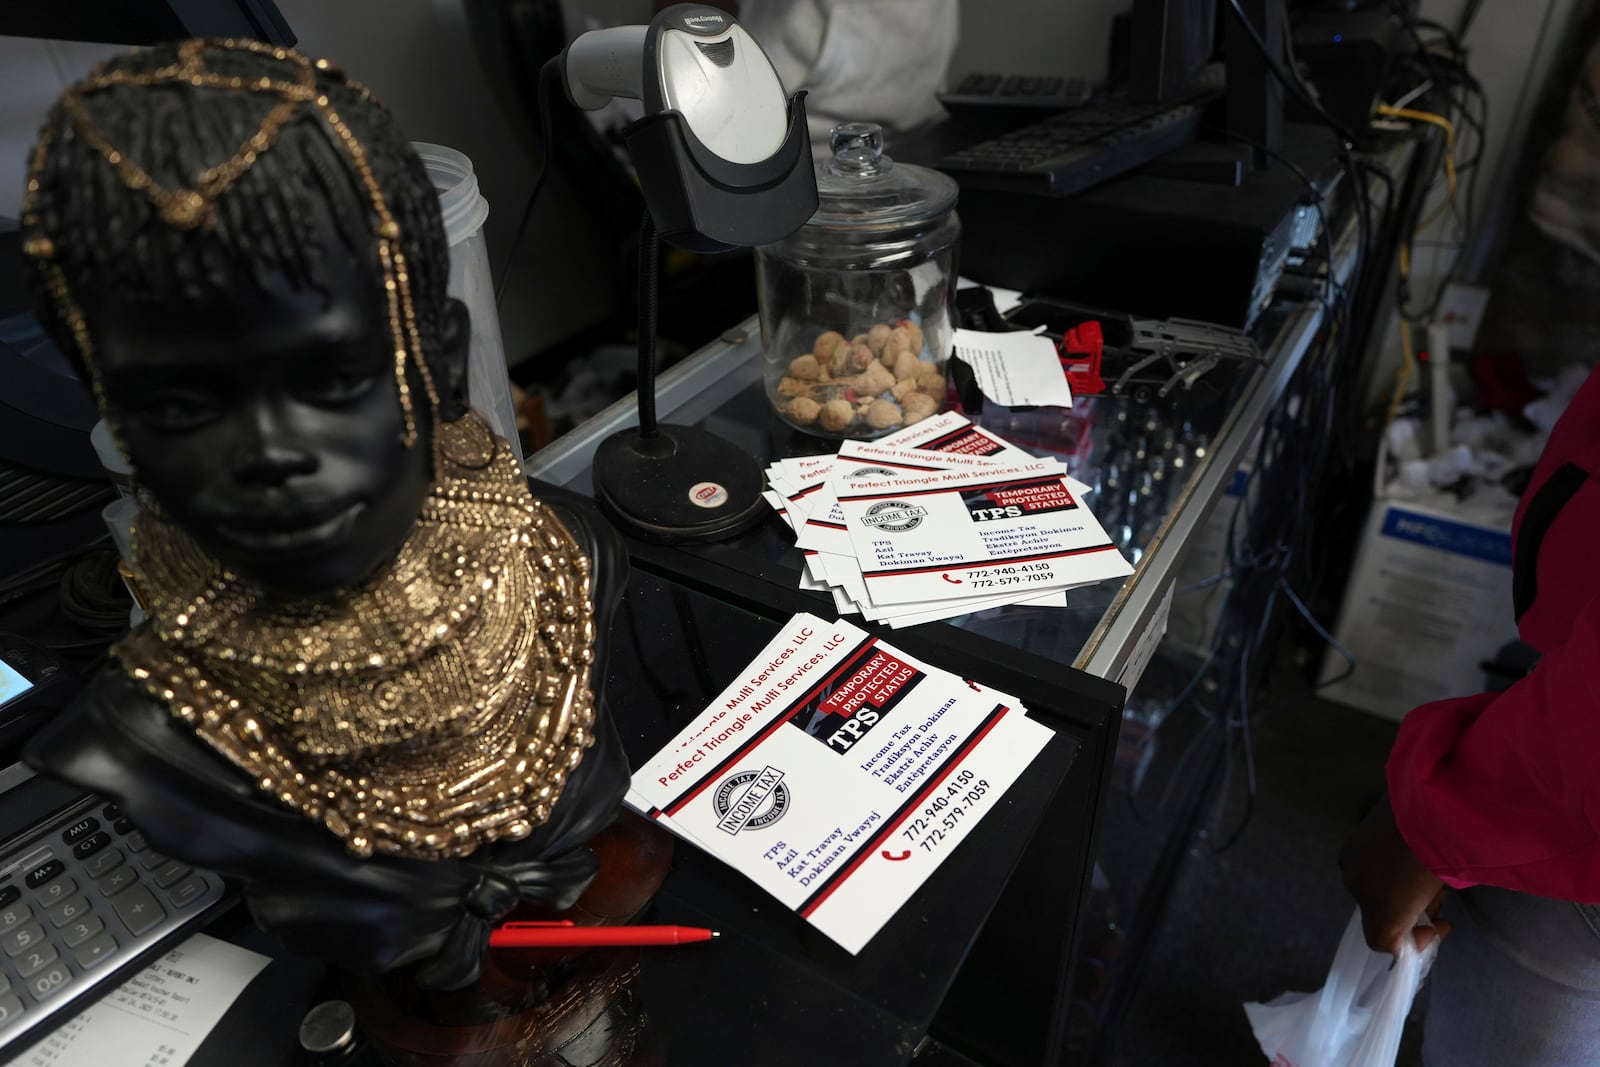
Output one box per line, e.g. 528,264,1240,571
102,495,137,565
413,143,522,465
90,419,132,494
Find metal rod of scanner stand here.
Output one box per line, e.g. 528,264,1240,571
589,210,766,542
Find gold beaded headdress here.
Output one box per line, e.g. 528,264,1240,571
19,37,434,448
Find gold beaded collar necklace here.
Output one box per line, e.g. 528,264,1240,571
116,413,599,862
18,39,598,861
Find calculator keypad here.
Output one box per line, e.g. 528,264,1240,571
151,861,190,889
47,896,90,928
4,925,45,957
16,944,57,979
72,933,116,970
94,867,136,898
59,916,101,948
110,887,165,936
33,877,76,909
26,966,70,1000
23,863,62,890
0,791,225,1054
81,850,121,880
166,875,208,910
71,833,111,861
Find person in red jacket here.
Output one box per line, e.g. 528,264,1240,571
1343,364,1600,1064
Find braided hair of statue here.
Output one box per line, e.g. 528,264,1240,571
23,42,457,413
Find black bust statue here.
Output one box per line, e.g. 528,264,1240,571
17,39,629,991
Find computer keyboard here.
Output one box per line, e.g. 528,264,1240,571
936,85,1221,197
938,72,1091,123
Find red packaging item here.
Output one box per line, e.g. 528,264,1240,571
1059,321,1106,395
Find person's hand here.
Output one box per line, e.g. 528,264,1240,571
1340,796,1452,954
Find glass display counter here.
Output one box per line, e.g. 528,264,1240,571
524,206,1359,1064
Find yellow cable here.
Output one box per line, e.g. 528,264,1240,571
1375,104,1457,147
1384,243,1417,430
1375,105,1458,232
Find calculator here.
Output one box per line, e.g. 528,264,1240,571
0,762,228,1058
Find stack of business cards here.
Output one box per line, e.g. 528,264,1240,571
763,414,1133,626
625,613,1054,954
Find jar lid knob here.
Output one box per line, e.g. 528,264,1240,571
828,122,887,177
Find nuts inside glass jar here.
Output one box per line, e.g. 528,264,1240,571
775,319,944,435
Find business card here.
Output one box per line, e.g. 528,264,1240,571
835,462,1133,605
626,614,1053,953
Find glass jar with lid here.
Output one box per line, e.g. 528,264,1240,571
757,122,960,439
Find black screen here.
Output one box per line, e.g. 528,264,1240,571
0,776,87,849
0,0,294,47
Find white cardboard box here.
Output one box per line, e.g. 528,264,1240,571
1319,496,1520,721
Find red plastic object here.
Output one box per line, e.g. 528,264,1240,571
1058,321,1106,395
1468,352,1541,417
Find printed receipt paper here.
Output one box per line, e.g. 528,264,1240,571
9,934,270,1067
626,614,1052,954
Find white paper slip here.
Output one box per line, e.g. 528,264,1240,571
7,934,271,1067
626,614,1053,953
952,328,1073,409
836,462,1132,606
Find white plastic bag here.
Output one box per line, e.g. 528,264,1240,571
1244,909,1438,1067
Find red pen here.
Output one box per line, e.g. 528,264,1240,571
488,921,720,948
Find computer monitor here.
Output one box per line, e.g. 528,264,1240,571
1128,0,1219,105
0,0,294,47
1128,0,1284,161
1222,0,1287,160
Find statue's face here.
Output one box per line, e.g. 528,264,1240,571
91,248,435,598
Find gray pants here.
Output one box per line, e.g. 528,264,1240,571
1423,887,1600,1066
